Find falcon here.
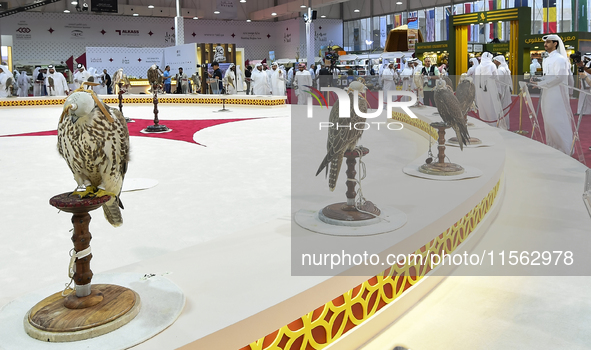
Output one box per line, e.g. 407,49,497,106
147,65,163,91
316,81,368,191
111,68,130,92
57,89,130,227
5,76,14,95
455,79,476,118
434,80,470,150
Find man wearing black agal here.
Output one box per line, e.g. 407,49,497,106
245,65,253,95
209,62,223,94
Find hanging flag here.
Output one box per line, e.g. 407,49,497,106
497,0,503,40
575,0,588,32
65,56,74,72
395,14,402,28
543,0,557,33
464,4,472,41
408,11,418,29
426,9,435,42
514,0,528,6
75,52,86,69
445,7,451,40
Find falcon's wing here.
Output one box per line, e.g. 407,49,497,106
456,80,476,116
434,88,470,150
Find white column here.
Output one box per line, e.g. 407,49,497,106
306,8,314,71
175,0,184,45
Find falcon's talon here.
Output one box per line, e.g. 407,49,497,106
94,189,118,199
71,186,98,198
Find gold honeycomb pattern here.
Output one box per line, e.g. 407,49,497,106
1,96,285,107
390,111,438,140
241,117,500,350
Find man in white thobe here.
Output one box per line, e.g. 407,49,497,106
493,55,513,127
270,62,286,96
224,64,238,95
399,60,414,102
533,34,575,155
45,65,69,96
0,65,10,98
381,62,397,103
17,70,31,97
475,52,504,128
235,65,245,93
530,58,541,76
73,64,91,90
467,57,479,78
576,55,591,119
251,63,270,95
294,63,312,105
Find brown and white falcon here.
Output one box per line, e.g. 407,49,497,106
57,89,130,227
434,80,470,150
316,81,368,191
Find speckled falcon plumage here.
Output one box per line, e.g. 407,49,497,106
434,80,470,150
57,90,130,227
316,81,368,191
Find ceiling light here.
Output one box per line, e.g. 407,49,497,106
148,4,154,8
271,12,277,16
193,16,198,19
240,0,246,2
300,4,306,8
70,1,77,4
246,19,251,22
64,9,70,12
396,1,402,4
133,13,138,16
321,15,326,18
354,9,360,12
214,10,220,14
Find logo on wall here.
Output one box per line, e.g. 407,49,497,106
122,57,130,64
176,49,181,56
315,32,327,42
115,29,140,36
71,30,84,38
213,46,226,62
15,27,32,40
284,33,291,43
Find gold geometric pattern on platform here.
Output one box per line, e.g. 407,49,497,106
391,111,438,140
0,96,285,108
241,145,500,350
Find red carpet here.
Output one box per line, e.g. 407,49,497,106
0,118,256,146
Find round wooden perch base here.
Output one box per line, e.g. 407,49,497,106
419,162,465,176
320,201,381,222
448,136,482,145
24,284,141,342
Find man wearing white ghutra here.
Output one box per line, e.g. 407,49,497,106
532,34,575,155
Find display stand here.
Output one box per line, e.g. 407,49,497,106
118,82,133,123
419,122,464,176
142,84,170,133
318,147,381,224
24,193,140,342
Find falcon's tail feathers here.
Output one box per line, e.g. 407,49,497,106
316,154,330,177
453,125,470,151
328,156,343,192
103,197,123,227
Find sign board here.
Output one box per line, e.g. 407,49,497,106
91,0,118,13
473,44,483,52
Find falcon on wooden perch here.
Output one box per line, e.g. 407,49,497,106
433,80,470,150
316,81,368,191
57,89,130,227
147,65,163,93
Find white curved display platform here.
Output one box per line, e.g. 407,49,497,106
3,99,587,350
